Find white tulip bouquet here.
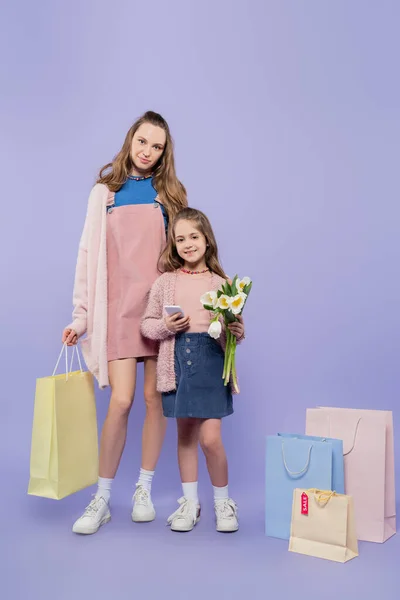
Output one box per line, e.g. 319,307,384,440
200,276,252,393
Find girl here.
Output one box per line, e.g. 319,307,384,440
141,208,245,533
62,111,187,534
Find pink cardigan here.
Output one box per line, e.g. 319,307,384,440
67,184,115,389
141,271,241,394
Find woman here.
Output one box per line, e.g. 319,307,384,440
62,111,187,534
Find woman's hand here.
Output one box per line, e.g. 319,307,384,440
228,314,245,340
165,313,190,334
62,327,78,346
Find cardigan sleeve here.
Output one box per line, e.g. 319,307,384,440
219,316,244,348
66,187,95,338
141,276,175,341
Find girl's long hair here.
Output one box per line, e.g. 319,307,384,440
97,111,187,219
160,208,227,279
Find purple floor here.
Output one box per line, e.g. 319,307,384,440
3,376,399,600
4,465,399,600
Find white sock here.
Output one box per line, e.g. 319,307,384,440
95,477,113,503
213,485,229,501
182,481,199,505
137,468,155,492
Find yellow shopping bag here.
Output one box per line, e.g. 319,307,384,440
28,344,98,499
289,489,359,563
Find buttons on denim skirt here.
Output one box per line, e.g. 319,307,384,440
186,338,190,343
187,360,192,365
186,348,191,354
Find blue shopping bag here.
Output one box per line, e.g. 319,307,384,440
265,434,344,540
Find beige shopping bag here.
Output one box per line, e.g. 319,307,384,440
28,345,98,500
289,489,359,563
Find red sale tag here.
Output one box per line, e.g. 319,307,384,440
301,492,309,515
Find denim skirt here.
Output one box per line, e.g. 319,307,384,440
162,332,233,419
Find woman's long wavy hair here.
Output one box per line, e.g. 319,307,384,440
97,111,187,219
160,208,227,279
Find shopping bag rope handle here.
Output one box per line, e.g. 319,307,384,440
306,488,337,506
52,344,83,381
326,416,361,456
343,418,361,456
70,345,83,374
281,443,313,477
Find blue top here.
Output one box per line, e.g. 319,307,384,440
109,176,168,232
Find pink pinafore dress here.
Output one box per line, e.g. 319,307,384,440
106,177,166,362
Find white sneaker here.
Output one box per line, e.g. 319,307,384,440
215,498,239,532
72,496,111,535
131,484,156,522
167,497,201,532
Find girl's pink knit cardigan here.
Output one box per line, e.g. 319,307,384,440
141,271,241,394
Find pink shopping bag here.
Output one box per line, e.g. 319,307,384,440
306,407,396,543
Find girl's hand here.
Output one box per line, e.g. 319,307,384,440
62,327,78,346
228,314,245,340
165,313,191,334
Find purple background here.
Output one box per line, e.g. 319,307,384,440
1,1,399,598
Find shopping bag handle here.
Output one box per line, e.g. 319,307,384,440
52,344,83,381
306,488,337,506
342,418,361,456
281,442,313,477
325,415,361,456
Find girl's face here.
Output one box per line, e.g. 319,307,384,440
130,123,166,175
174,219,207,270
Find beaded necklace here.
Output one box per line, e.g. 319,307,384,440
180,267,210,275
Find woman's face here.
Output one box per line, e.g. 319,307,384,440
130,123,166,175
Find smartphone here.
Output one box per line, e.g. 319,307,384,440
164,305,184,317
